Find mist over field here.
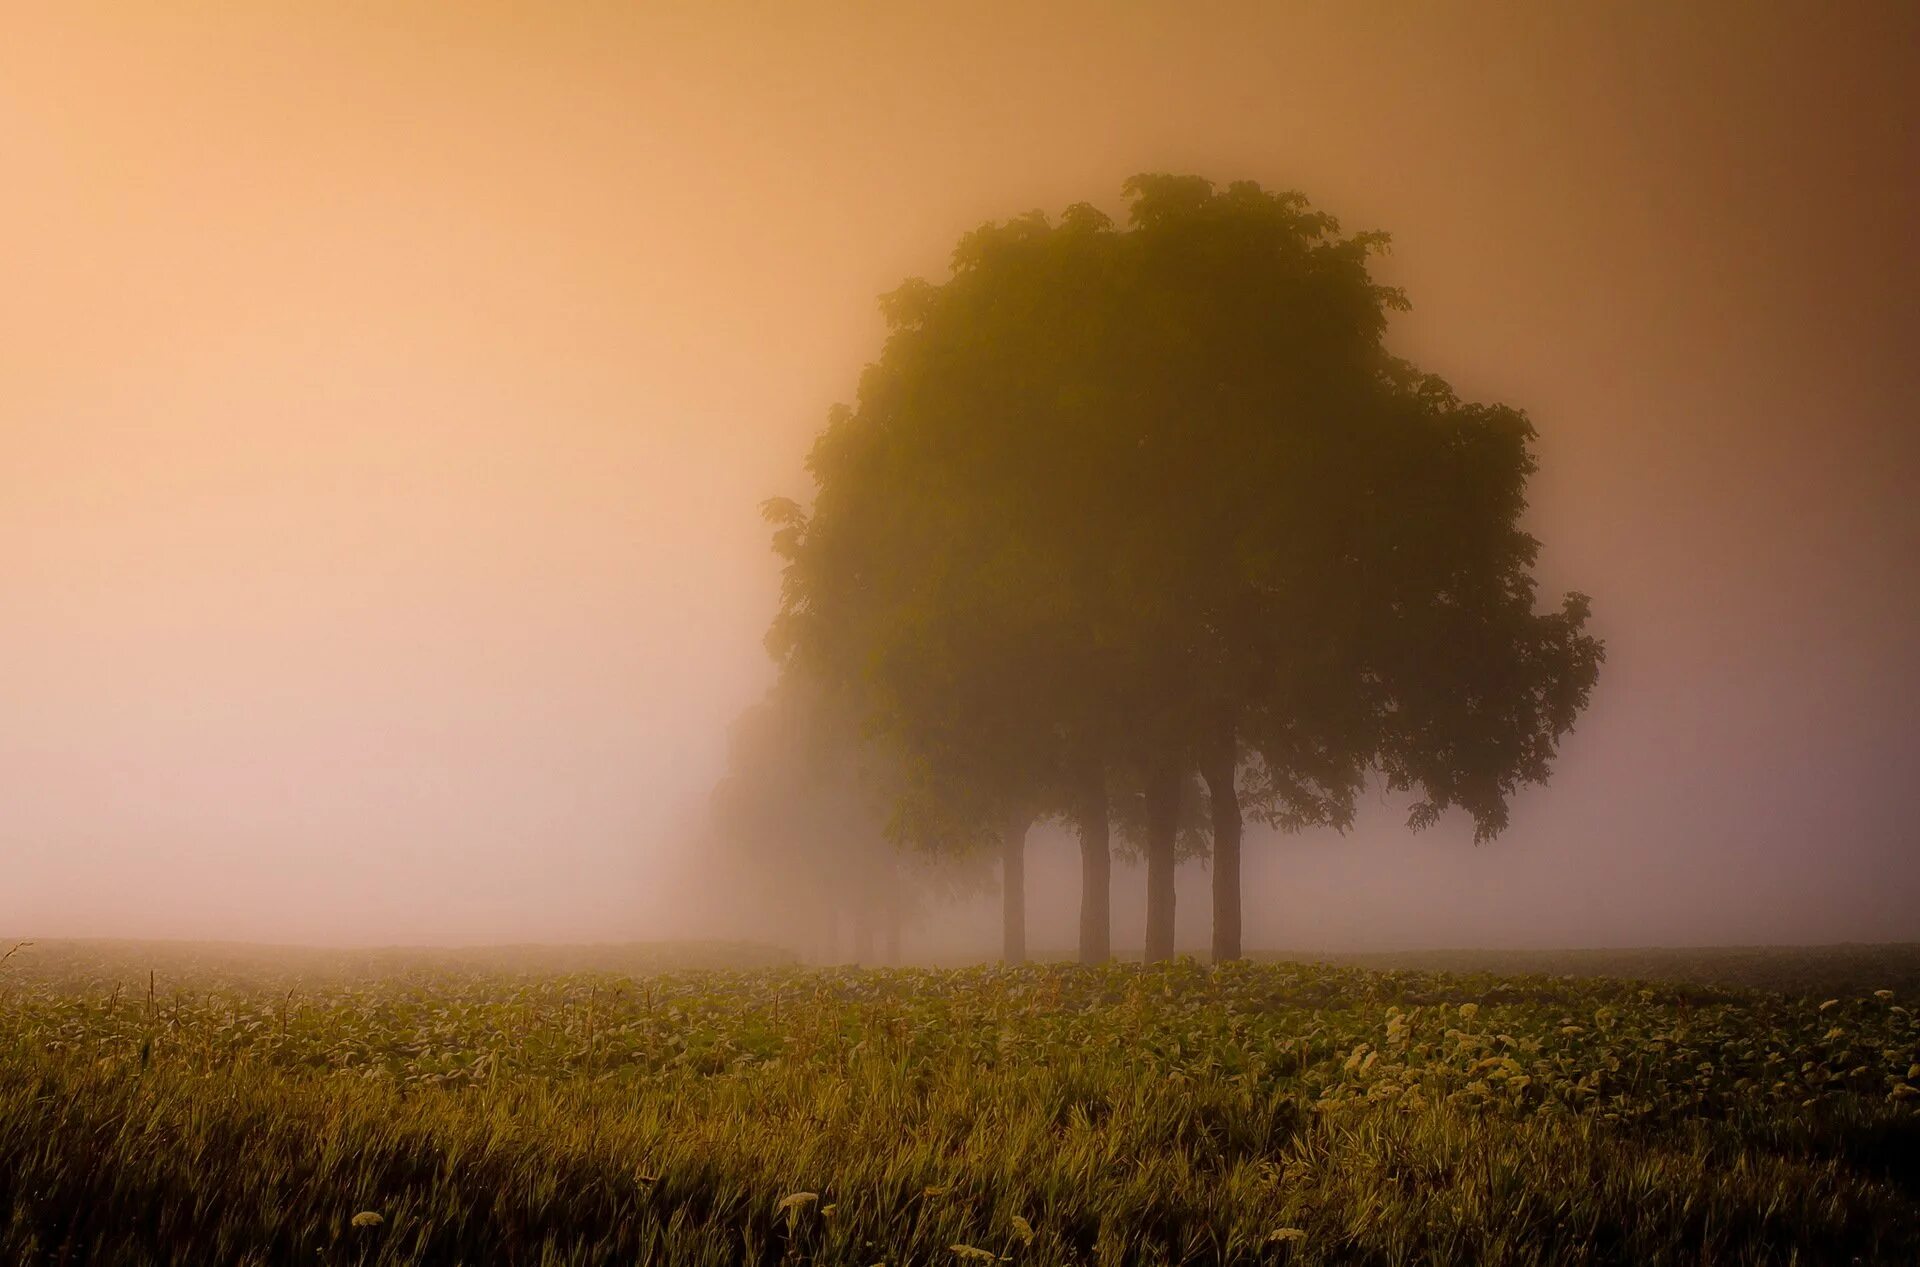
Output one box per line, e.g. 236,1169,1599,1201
4,2,1917,959
12,9,1920,1265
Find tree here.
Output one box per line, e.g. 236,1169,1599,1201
1098,176,1602,959
1110,770,1213,960
765,209,1123,962
764,491,1059,963
707,674,972,963
769,176,1602,965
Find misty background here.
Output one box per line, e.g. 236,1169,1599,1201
3,2,1916,953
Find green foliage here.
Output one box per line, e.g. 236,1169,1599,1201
1291,943,1920,1002
768,174,1603,965
3,943,1918,1263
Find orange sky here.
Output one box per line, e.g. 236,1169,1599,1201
3,2,1916,948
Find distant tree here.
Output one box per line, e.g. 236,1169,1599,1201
708,675,964,963
770,176,1602,964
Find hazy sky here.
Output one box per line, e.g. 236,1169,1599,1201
4,2,1916,949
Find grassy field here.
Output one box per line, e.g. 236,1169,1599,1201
1288,944,1920,1003
2,941,1917,1264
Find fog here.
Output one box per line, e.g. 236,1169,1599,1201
4,2,1916,955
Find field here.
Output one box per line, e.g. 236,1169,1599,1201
2,942,1917,1264
1291,944,1920,1003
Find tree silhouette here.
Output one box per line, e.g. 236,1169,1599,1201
770,175,1602,963
708,675,970,963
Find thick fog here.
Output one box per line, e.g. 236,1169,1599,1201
4,3,1916,954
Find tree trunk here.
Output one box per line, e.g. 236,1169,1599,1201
1143,761,1180,963
1076,769,1111,964
1201,740,1243,964
1002,811,1032,964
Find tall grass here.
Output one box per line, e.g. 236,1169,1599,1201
3,947,1916,1264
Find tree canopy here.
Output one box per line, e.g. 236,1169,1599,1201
767,174,1602,963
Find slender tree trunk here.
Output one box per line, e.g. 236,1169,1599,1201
1201,738,1243,964
1143,761,1181,963
1076,768,1111,964
1002,810,1033,965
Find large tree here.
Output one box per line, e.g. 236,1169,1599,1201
770,176,1601,964
1095,176,1603,960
